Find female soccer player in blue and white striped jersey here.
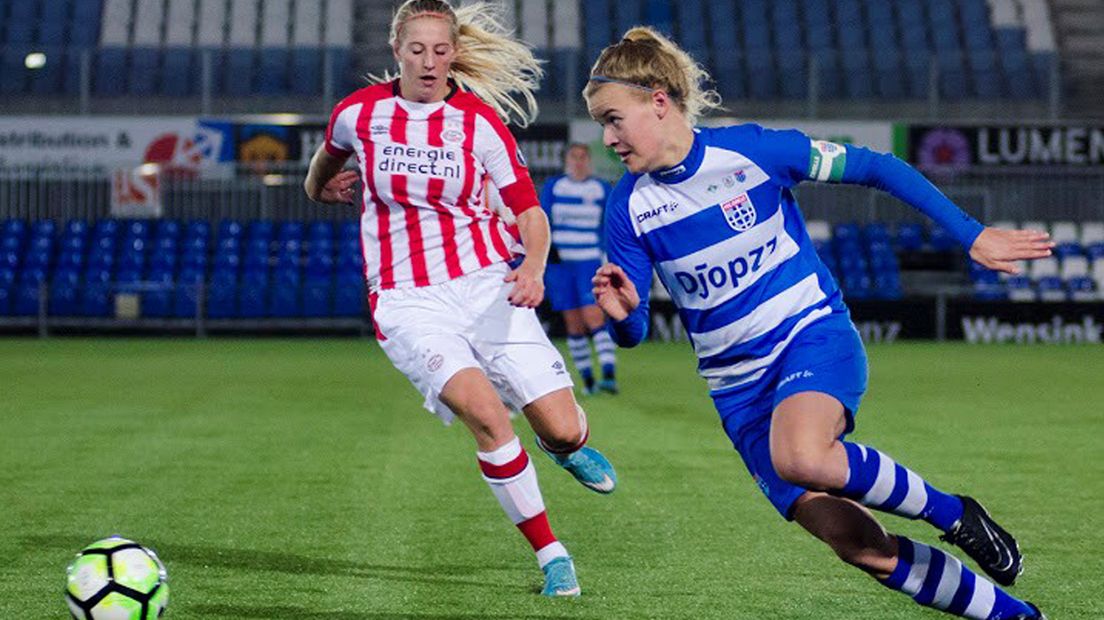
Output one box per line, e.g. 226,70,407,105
586,27,1050,620
540,143,619,395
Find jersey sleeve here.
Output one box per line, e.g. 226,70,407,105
474,111,539,216
324,99,355,158
604,175,654,348
840,144,984,248
712,125,813,188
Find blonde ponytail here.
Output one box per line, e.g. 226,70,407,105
381,0,543,127
584,26,723,125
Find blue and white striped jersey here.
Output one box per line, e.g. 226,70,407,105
540,174,612,262
605,123,983,394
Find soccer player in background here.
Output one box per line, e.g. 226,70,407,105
540,143,619,395
587,27,1050,619
303,0,617,597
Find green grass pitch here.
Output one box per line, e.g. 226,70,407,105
1,339,1101,619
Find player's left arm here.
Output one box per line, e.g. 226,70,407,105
765,129,1053,275
473,111,548,307
507,206,550,308
832,144,1052,273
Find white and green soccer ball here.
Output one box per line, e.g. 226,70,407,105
65,537,169,619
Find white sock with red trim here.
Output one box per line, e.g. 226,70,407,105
477,436,568,568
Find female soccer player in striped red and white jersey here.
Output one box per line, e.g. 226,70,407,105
304,0,616,597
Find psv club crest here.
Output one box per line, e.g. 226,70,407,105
720,193,757,232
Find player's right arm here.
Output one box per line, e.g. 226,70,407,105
305,98,358,204
594,177,653,348
304,145,356,204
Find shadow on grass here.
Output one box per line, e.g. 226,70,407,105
26,534,531,592
190,605,585,619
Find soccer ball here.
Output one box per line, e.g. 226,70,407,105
65,537,169,619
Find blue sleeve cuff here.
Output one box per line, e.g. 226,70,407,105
610,304,648,348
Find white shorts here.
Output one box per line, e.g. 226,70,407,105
372,263,573,425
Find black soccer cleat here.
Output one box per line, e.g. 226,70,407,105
939,495,1024,587
1013,602,1046,619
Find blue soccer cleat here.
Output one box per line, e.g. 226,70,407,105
542,444,617,494
541,556,580,597
596,378,619,395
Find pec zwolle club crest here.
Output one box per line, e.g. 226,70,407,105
721,193,757,231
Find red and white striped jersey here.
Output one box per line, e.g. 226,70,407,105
325,79,539,290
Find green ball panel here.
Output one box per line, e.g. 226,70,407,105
67,554,109,601
146,584,169,619
90,591,143,620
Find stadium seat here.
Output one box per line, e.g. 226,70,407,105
1029,257,1059,280
1006,275,1035,302
1068,277,1096,302
1037,276,1066,302
49,269,81,316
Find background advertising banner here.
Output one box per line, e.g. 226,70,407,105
0,117,233,173
905,124,1104,170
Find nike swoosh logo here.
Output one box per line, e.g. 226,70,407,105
585,475,615,493
979,517,1016,572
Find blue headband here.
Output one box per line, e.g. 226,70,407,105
588,76,655,92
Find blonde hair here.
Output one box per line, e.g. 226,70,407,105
583,26,723,125
382,0,543,127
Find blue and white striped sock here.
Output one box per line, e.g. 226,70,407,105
566,335,594,386
841,442,964,532
882,537,1033,619
591,328,616,379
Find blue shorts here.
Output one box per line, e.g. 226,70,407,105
711,314,868,520
545,259,601,312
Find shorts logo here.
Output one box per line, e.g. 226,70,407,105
778,370,814,388
427,354,444,372
552,361,566,375
720,193,757,231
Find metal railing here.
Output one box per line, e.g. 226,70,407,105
2,163,1100,226
0,45,1074,121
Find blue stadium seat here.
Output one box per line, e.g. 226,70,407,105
256,49,289,95
290,48,322,95
80,268,111,317
1068,277,1096,302
238,269,269,318
223,49,255,96
94,48,127,96
613,0,643,38
206,269,238,318
141,268,175,318
1037,276,1066,302
129,47,160,95
333,272,365,317
160,49,194,96
302,276,333,318
928,225,958,252
173,267,204,318
218,219,244,240
49,269,81,316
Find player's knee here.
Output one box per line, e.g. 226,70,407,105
772,449,831,489
540,425,585,452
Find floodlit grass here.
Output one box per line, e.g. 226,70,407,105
1,338,1100,619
